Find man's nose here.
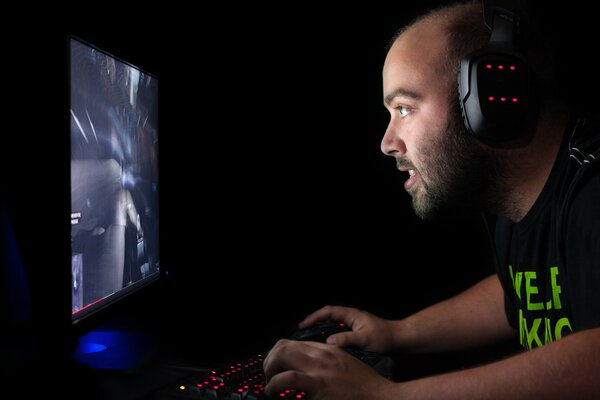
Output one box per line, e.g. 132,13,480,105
381,121,406,156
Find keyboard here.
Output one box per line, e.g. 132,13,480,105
153,348,393,399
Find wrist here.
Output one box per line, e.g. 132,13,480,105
380,380,414,400
390,318,417,351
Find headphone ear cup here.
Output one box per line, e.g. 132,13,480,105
458,48,532,142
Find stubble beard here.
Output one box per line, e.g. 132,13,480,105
410,108,504,220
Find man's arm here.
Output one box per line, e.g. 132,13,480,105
264,323,600,399
392,273,516,352
307,274,516,353
391,327,600,399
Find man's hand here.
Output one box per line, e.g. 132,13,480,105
299,305,397,353
263,339,393,400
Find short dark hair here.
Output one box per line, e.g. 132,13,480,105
443,2,490,77
386,2,488,97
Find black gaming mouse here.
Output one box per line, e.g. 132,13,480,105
290,320,352,342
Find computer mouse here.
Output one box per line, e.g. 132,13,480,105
290,320,352,342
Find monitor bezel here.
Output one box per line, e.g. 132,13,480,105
69,35,160,327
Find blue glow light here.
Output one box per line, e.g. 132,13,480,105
72,329,155,370
76,342,107,354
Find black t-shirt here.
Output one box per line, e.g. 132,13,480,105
494,115,600,350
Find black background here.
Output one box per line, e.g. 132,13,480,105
2,1,597,397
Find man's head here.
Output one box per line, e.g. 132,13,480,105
381,2,507,220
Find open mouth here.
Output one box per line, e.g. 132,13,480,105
399,166,419,191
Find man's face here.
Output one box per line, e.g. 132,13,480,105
381,21,498,219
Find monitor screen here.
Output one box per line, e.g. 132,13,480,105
70,37,159,324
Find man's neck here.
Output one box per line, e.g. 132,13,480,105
498,107,570,222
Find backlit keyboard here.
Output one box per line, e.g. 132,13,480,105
154,349,393,399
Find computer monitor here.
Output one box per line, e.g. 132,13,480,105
69,36,159,330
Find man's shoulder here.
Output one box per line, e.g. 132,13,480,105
559,113,600,198
562,114,600,231
568,114,600,162
568,163,600,218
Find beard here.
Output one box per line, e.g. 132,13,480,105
409,104,503,220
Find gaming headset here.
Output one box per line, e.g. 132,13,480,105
458,0,535,142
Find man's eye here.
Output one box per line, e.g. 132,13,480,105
397,106,411,118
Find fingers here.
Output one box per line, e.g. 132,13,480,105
264,340,332,396
326,331,361,347
264,370,314,398
299,305,358,328
264,338,383,399
263,340,320,381
298,307,330,328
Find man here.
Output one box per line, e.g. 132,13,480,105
263,1,600,398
